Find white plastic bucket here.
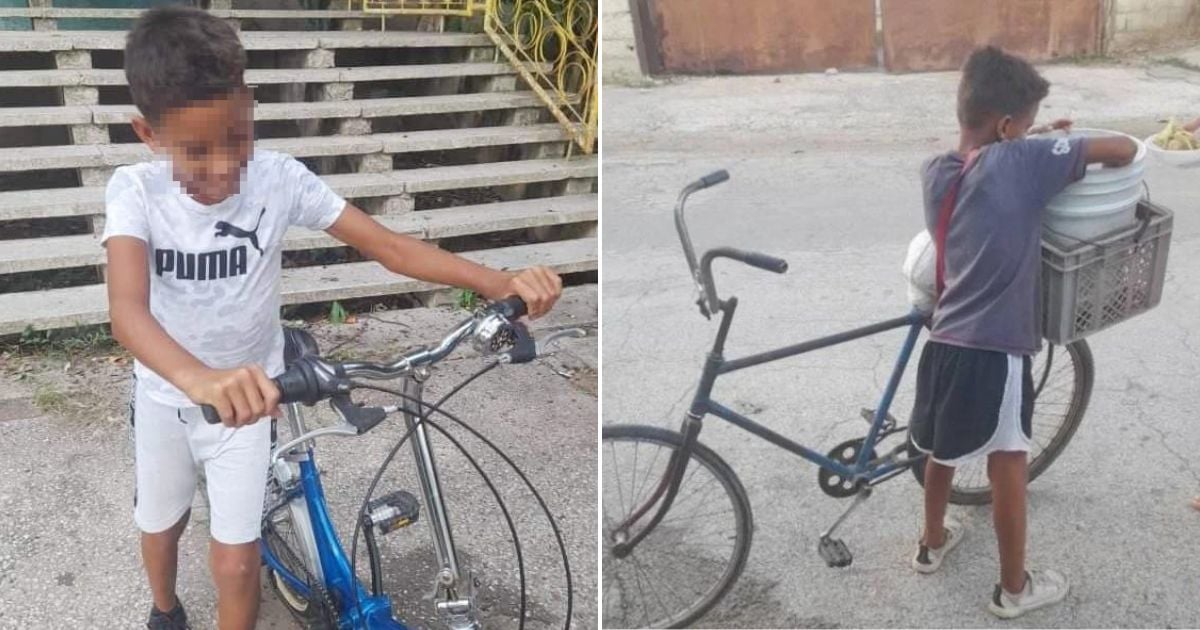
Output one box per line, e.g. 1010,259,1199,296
1044,128,1145,243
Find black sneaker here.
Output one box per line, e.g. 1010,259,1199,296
146,599,190,630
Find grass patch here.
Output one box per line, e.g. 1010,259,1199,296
457,288,479,311
4,323,116,357
33,383,67,413
1160,57,1200,72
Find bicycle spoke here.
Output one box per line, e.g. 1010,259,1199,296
631,555,673,626
609,441,630,520
657,507,736,528
629,441,641,519
632,445,665,507
605,430,746,630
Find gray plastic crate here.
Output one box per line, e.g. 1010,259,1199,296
1041,201,1173,345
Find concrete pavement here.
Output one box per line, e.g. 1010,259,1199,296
0,287,597,630
602,61,1200,628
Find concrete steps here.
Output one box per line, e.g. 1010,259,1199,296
0,30,493,52
0,157,597,221
0,194,596,274
0,14,597,335
0,62,530,87
0,93,553,128
0,124,570,172
0,8,371,20
0,237,597,336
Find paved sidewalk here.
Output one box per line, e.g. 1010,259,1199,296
0,286,597,630
603,61,1200,628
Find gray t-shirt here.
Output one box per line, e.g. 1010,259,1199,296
922,136,1087,356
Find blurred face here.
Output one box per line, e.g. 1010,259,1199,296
131,87,254,205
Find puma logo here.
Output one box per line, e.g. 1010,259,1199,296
214,207,266,255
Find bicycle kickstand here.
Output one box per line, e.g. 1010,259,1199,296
817,485,872,568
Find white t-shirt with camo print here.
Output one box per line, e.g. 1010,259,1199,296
101,149,346,407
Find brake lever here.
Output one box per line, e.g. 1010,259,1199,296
330,394,387,435
537,328,587,355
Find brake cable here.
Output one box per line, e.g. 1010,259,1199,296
355,378,575,630
343,361,506,627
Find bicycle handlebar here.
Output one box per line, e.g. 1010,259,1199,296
674,170,789,317
703,247,789,275
694,170,729,190
200,296,532,425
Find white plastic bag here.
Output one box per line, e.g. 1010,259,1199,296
902,230,936,314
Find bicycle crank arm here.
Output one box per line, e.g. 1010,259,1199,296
819,486,872,541
817,486,872,569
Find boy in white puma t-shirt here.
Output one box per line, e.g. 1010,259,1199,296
103,7,563,629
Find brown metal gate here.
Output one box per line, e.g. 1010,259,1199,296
631,0,877,75
881,0,1102,72
631,0,1103,75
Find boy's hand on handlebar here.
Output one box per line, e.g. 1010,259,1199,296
502,266,562,319
183,365,281,427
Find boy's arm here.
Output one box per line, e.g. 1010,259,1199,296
106,236,279,425
1082,136,1137,168
325,203,562,317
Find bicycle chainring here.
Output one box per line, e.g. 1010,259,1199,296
817,438,878,498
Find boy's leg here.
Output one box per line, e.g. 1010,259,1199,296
188,412,271,629
988,450,1028,593
142,509,191,612
210,540,262,630
922,458,955,548
133,389,200,615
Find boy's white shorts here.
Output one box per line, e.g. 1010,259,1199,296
130,382,270,545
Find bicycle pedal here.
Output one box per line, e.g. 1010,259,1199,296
817,536,853,568
365,490,420,535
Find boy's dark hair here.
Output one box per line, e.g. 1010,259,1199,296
957,46,1049,130
124,5,246,124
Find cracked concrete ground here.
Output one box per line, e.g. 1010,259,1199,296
602,59,1200,627
0,286,596,629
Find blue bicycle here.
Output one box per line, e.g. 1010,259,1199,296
201,297,583,629
601,172,1094,628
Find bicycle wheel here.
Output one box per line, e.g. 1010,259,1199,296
909,340,1094,504
602,424,753,629
262,489,340,629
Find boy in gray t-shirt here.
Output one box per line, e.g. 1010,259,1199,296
907,46,1136,618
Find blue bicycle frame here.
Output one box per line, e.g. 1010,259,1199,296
696,300,927,483
262,437,407,629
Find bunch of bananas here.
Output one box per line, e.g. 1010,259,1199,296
1153,119,1199,151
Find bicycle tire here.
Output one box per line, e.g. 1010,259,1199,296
602,424,753,629
262,452,383,628
263,502,339,630
908,340,1094,505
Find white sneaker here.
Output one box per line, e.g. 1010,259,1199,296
987,569,1070,619
911,519,964,574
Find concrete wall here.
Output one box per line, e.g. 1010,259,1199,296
1107,0,1200,52
601,0,645,84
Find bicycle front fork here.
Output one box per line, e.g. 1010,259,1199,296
610,412,705,558
403,377,481,630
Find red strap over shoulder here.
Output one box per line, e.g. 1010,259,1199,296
934,148,981,298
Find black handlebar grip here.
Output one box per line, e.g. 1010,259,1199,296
490,295,528,320
738,250,789,274
200,376,292,425
697,170,730,189
201,404,222,425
